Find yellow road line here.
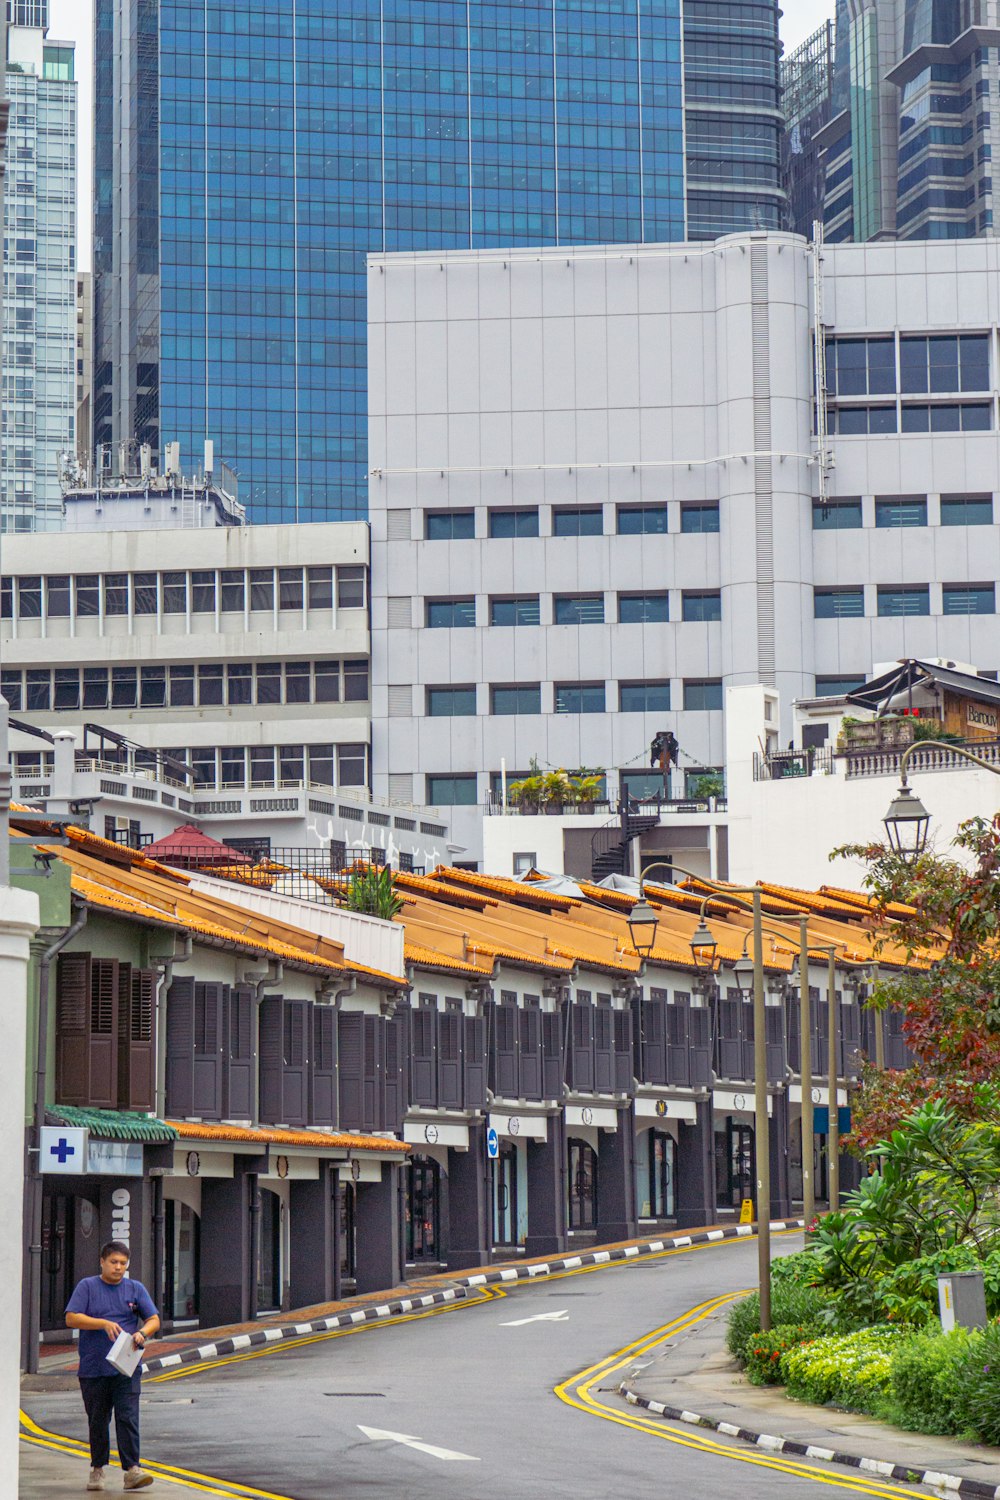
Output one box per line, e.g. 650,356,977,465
555,1297,926,1498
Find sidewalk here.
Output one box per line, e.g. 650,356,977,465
623,1296,1000,1498
19,1441,237,1498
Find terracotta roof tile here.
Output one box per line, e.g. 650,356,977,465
167,1120,409,1154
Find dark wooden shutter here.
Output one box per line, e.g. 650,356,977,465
464,1014,488,1109
118,967,154,1111
886,1006,909,1068
641,991,667,1084
363,1015,385,1131
88,958,120,1107
687,1000,711,1086
438,1011,463,1109
787,990,801,1072
411,1002,437,1107
594,999,614,1091
165,974,196,1117
338,1011,364,1128
741,996,755,1081
570,1000,594,1092
225,985,255,1119
192,982,224,1120
518,1006,542,1100
541,1010,562,1098
311,1005,337,1127
383,1011,406,1131
55,951,93,1106
716,991,742,1081
840,995,861,1078
613,1007,632,1093
494,994,518,1098
765,1003,785,1083
665,996,690,1085
282,999,310,1127
258,994,284,1125
812,987,829,1075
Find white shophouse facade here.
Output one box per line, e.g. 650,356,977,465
369,232,1000,866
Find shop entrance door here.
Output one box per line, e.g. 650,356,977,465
715,1120,755,1210
406,1156,440,1262
164,1200,200,1321
257,1188,282,1312
339,1182,356,1284
493,1144,518,1246
568,1140,597,1230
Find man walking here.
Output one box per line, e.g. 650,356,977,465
65,1239,160,1491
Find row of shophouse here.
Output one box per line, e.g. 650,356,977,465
20,804,920,1356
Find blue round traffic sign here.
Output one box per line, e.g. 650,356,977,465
486,1126,500,1159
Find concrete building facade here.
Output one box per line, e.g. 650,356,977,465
369,231,1000,864
3,4,76,531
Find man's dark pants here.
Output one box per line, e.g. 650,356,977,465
79,1374,141,1471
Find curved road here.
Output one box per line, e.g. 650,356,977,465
26,1235,930,1500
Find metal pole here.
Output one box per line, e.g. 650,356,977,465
752,890,771,1331
872,962,885,1071
827,948,839,1213
799,916,814,1227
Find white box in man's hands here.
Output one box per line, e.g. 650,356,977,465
106,1329,144,1377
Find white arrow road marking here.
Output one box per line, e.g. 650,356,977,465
357,1426,480,1462
499,1309,570,1326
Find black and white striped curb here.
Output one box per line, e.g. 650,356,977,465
142,1216,805,1375
619,1387,1000,1499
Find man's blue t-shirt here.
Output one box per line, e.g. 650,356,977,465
65,1275,158,1380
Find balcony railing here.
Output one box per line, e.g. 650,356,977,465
754,737,1000,783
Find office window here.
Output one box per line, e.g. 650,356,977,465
190,748,217,788
302,567,332,610
619,592,669,623
25,669,50,710
554,683,605,714
46,576,71,618
680,503,720,533
248,746,276,786
940,494,993,525
0,580,11,619
336,566,367,609
552,507,603,537
489,508,538,538
554,594,605,624
227,663,253,705
875,496,927,528
490,596,538,626
161,572,187,614
877,586,931,616
427,773,478,805
111,667,138,709
169,666,195,707
256,663,282,705
814,587,865,619
343,660,369,701
249,568,274,611
279,745,305,784
617,504,668,534
901,403,992,432
285,662,311,703
491,684,541,715
82,668,109,709
943,584,995,615
427,685,477,717
133,573,157,615
683,679,723,711
426,510,474,540
308,745,335,788
826,337,896,396
0,672,21,712
198,664,224,706
427,597,476,628
815,675,865,697
216,747,244,789
620,681,671,712
220,568,246,612
513,852,537,876
812,499,863,530
190,570,216,613
900,333,990,393
278,568,304,609
53,668,80,710
314,661,340,703
832,405,898,435
18,576,41,618
103,575,128,616
682,590,722,622
140,667,166,709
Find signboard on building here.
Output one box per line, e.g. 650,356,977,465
967,701,999,736
40,1126,88,1174
87,1140,144,1177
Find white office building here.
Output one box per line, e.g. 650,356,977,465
368,231,1000,866
3,5,76,531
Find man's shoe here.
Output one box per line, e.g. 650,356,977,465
122,1469,154,1490
86,1471,105,1493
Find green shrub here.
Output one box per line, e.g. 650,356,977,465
884,1327,973,1435
953,1322,1000,1446
744,1325,817,1386
781,1326,907,1413
726,1281,828,1364
771,1249,822,1288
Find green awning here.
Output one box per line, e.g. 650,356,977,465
45,1106,178,1144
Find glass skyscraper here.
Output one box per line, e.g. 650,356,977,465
94,1,783,524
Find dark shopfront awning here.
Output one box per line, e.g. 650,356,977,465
846,658,1000,716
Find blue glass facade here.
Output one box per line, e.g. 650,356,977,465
94,0,780,523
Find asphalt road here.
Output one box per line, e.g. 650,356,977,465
26,1235,930,1500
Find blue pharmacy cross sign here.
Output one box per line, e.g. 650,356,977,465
486,1127,500,1160
51,1137,76,1164
39,1125,88,1175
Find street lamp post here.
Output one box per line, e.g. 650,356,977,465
882,740,1000,860
827,946,840,1213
